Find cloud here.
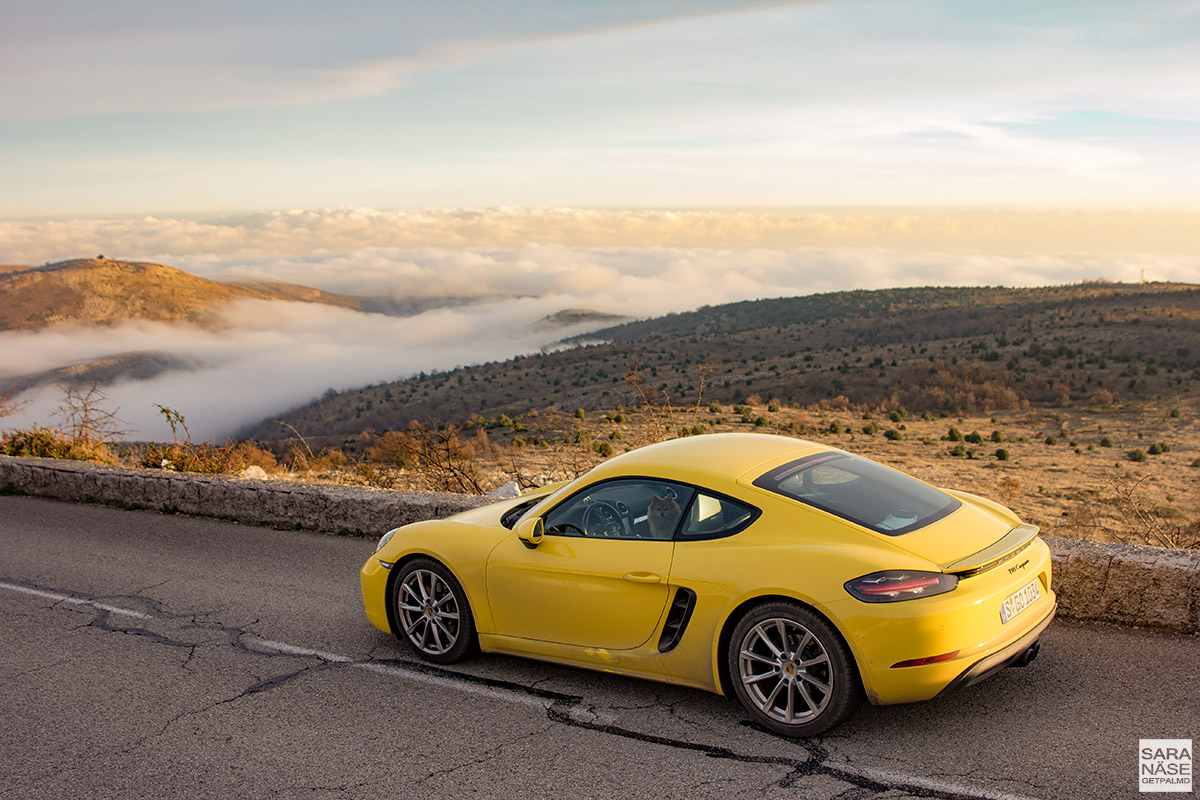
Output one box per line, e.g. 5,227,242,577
0,294,612,440
3,208,1197,441
6,208,1200,268
3,235,1197,442
1,1,801,121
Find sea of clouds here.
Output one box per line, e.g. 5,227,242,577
3,209,1197,440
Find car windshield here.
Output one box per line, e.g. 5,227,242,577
752,452,960,536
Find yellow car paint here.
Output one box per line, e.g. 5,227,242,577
360,433,1056,721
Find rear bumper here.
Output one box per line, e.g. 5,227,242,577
839,536,1056,705
936,602,1056,698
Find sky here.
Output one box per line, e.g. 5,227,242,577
3,0,1200,215
2,0,1199,440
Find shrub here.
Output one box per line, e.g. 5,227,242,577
990,430,1003,443
949,444,968,457
1147,443,1164,455
575,408,586,419
1100,436,1114,447
1127,449,1147,463
593,441,614,456
995,448,1010,461
884,428,903,441
965,431,984,444
828,420,844,434
224,440,278,473
862,421,879,435
2,427,86,460
1044,436,1057,446
947,427,964,442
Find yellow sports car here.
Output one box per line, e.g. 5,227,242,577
360,433,1055,736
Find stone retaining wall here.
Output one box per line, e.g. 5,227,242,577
3,455,1197,634
0,455,482,536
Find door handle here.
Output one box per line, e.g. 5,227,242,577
622,572,661,584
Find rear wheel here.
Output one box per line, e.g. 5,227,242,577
728,602,861,737
391,558,477,664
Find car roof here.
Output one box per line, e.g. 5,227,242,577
584,432,829,492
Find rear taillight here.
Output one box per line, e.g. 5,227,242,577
844,570,958,602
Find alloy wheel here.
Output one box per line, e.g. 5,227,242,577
396,568,461,656
737,617,833,725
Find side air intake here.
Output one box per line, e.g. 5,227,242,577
657,588,697,653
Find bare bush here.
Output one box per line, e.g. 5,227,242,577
0,387,30,420
1104,472,1199,549
406,421,486,494
54,383,127,447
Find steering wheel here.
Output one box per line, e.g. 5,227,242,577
583,501,629,538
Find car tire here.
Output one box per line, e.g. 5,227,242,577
727,602,861,737
391,558,477,664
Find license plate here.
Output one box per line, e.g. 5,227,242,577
1000,578,1041,624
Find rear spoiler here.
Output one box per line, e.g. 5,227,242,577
941,523,1041,574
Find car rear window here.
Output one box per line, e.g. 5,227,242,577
752,452,960,536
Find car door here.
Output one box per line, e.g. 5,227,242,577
486,478,694,650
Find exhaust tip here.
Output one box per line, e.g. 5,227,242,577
1009,640,1040,669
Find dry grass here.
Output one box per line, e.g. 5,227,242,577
295,399,1199,548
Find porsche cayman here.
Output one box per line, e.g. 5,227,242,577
360,433,1055,736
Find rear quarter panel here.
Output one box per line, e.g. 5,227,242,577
668,507,937,692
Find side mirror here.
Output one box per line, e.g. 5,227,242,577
516,516,545,549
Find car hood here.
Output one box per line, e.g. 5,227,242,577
884,489,1033,571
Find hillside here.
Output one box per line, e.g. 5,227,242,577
0,258,379,330
0,351,204,396
246,282,1200,441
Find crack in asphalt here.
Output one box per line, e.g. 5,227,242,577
412,722,554,789
3,578,1036,800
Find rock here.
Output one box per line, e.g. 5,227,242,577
239,465,268,480
485,481,521,500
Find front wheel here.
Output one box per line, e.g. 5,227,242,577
391,558,477,664
727,602,861,737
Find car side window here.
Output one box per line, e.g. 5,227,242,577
543,479,695,540
678,492,758,540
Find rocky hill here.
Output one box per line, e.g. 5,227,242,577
0,258,373,330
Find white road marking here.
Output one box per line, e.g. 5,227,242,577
1,580,1038,799
0,580,152,619
251,637,556,713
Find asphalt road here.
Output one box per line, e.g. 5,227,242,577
2,495,1196,800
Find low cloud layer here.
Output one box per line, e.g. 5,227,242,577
3,214,1198,441
6,208,1200,267
169,245,1200,314
0,296,604,440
